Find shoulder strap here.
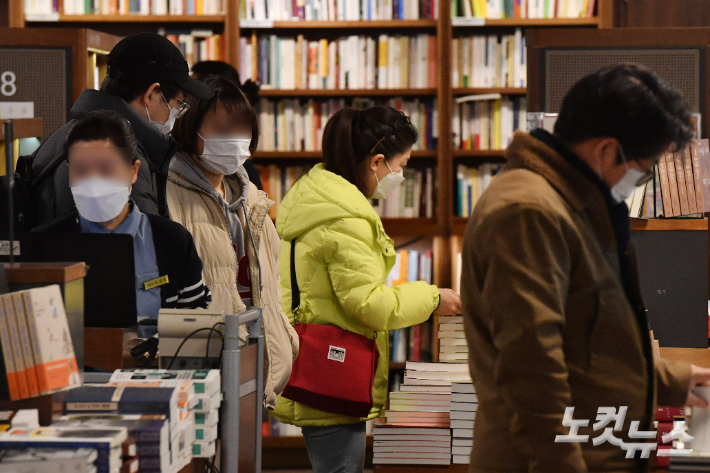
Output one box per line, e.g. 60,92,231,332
290,239,300,312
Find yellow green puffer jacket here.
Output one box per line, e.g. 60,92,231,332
272,163,440,427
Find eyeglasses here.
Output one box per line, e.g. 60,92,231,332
175,98,190,118
618,144,655,187
635,166,655,187
161,91,190,118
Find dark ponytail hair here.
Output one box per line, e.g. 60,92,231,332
322,106,418,193
64,110,139,165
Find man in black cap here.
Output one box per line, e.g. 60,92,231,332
30,32,214,227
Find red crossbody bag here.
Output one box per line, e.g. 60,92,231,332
281,240,379,418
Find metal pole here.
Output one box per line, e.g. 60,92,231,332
3,120,14,263
222,312,241,473
248,313,264,473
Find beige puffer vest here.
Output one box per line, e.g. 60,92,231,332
166,170,299,409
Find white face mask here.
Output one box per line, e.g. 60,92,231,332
71,177,131,223
197,133,251,175
146,92,179,135
371,160,405,200
609,145,647,204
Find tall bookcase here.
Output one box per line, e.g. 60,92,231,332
4,0,615,468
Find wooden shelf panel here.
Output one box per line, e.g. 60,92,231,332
27,14,225,22
452,17,599,27
241,19,438,29
0,118,43,140
382,218,440,236
259,88,437,97
253,150,437,159
630,218,708,231
453,87,526,96
374,465,470,473
389,362,406,370
453,149,506,157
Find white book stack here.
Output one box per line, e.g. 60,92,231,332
437,315,468,363
107,369,221,459
450,382,477,464
373,426,451,466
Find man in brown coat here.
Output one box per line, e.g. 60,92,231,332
462,64,710,473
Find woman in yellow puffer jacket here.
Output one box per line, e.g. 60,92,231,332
273,106,462,473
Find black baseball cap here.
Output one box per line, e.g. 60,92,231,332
107,33,214,99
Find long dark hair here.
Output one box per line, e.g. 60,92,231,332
64,110,139,165
172,75,259,155
322,106,418,193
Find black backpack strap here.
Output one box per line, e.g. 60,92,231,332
290,239,300,312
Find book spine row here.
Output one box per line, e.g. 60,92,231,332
161,30,225,70
372,167,437,219
387,249,434,365
28,0,222,15
451,30,526,88
455,163,501,217
452,0,596,19
241,0,438,21
257,97,437,152
453,97,527,151
657,139,710,218
247,34,437,90
256,164,314,221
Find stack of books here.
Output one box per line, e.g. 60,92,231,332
0,448,98,473
385,362,471,426
452,0,596,20
455,164,502,218
655,139,710,218
372,425,451,466
244,34,436,90
107,369,221,459
63,385,189,471
452,30,526,88
453,97,527,151
0,426,128,473
437,315,468,363
256,97,437,152
450,382,477,464
240,0,438,22
26,0,223,16
0,285,81,401
160,30,224,69
54,415,171,473
656,406,687,468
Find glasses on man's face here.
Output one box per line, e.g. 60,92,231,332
175,98,190,118
635,165,655,187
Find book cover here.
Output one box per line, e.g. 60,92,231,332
0,296,29,399
665,151,682,216
682,145,698,214
21,286,81,394
0,295,20,400
673,150,690,215
657,152,674,217
10,294,39,397
64,386,178,422
691,140,706,213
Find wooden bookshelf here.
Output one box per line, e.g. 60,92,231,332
630,218,709,231
461,17,601,27
26,14,225,22
453,87,526,95
452,149,507,158
253,150,437,159
389,361,406,371
241,19,438,29
382,218,440,237
259,88,438,97
374,465,470,473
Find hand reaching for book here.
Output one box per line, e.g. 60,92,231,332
435,289,462,316
686,364,710,408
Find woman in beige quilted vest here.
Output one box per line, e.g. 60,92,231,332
168,75,298,409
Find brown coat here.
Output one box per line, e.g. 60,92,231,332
461,131,691,473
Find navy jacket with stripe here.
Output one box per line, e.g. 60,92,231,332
35,211,212,310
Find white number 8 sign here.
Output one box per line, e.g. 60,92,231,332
1,71,17,97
